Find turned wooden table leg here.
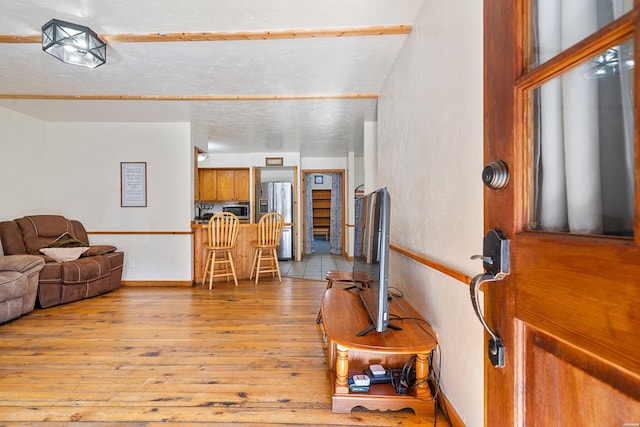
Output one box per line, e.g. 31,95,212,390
328,340,336,371
415,352,430,397
335,344,350,393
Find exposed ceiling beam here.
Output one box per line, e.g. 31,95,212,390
0,94,378,101
0,25,411,44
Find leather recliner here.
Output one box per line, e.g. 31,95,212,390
0,255,45,323
0,215,124,308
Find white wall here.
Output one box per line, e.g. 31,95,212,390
0,108,48,221
199,151,301,169
0,109,193,282
377,2,485,425
191,124,208,153
300,157,346,170
363,121,378,192
346,152,356,258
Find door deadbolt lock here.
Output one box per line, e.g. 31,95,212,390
482,160,509,190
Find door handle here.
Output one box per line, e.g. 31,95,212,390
470,229,510,368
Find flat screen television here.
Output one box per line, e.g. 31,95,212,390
353,187,397,336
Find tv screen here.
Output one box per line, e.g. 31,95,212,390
353,187,390,335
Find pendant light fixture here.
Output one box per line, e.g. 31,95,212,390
42,19,106,68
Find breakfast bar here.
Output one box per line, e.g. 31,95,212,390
191,222,258,284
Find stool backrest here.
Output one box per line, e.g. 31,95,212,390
257,212,284,246
207,212,239,249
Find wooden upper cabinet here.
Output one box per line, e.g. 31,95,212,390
198,169,217,201
196,168,250,202
233,169,250,201
216,170,235,201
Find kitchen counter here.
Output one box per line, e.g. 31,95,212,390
191,222,258,284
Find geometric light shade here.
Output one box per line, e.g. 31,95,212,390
42,19,106,68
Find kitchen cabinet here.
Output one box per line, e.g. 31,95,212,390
198,169,217,201
216,170,235,201
234,170,250,201
197,168,250,202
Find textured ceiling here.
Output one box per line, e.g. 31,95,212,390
0,0,425,157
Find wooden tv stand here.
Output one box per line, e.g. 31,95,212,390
320,287,438,415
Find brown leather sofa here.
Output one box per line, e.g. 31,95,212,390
0,255,45,323
0,215,124,308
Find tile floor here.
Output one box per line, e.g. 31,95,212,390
279,238,352,281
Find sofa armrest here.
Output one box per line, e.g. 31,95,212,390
82,245,117,257
0,255,45,273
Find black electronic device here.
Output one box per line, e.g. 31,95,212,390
391,368,409,394
348,378,370,393
353,187,400,336
349,384,370,393
365,368,392,384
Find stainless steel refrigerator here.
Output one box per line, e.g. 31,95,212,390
257,182,293,260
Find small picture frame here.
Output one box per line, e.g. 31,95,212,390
121,162,147,207
315,175,324,184
265,157,284,166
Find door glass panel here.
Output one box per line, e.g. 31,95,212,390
531,0,633,70
530,39,635,236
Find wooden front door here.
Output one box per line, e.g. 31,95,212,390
485,0,640,424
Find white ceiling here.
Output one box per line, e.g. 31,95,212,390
0,0,425,157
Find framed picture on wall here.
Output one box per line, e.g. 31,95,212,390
265,157,284,166
121,162,147,207
315,175,324,184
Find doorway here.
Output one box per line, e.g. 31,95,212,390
301,169,345,257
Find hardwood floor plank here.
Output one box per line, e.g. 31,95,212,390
0,279,450,426
0,406,439,426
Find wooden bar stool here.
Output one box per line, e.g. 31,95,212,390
202,212,239,289
316,270,372,323
250,212,284,284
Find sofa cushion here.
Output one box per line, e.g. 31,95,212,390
16,216,87,255
39,262,62,285
0,220,27,255
61,257,110,284
47,232,89,248
40,247,89,262
82,245,117,257
39,232,90,262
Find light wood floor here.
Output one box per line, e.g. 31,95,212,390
0,277,451,426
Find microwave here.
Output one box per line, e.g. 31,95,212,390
222,204,249,220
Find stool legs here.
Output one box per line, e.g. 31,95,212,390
254,249,262,284
203,248,238,289
251,247,282,284
226,249,239,287
274,248,282,282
